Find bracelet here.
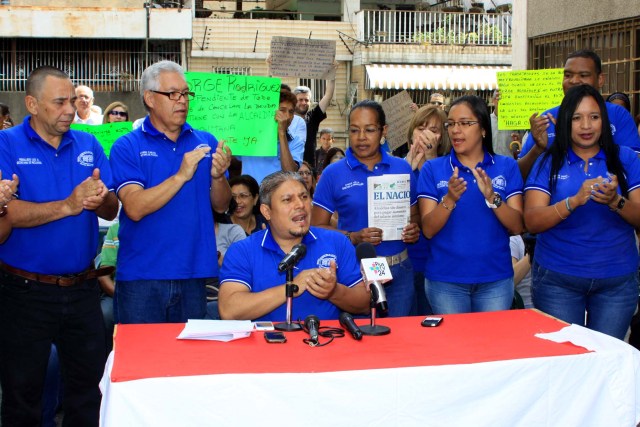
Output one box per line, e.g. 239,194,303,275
553,203,566,220
440,197,456,211
564,197,573,213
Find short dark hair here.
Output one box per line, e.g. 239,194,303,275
606,92,631,112
449,95,494,155
349,99,386,127
279,89,297,107
566,49,602,75
26,66,69,98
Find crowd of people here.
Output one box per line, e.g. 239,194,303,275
1,48,640,426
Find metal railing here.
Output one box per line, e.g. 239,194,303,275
0,38,181,92
357,9,512,46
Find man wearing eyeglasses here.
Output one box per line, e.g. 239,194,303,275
74,85,103,125
109,60,232,324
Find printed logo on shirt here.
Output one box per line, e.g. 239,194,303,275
77,151,94,167
610,123,617,136
341,181,364,191
16,157,43,165
436,180,448,189
317,253,337,269
557,174,569,180
491,175,507,191
195,143,212,157
140,151,158,158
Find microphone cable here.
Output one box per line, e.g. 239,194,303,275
298,319,345,347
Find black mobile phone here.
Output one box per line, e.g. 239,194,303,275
264,331,287,343
421,316,443,327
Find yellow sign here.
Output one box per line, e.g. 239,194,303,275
496,69,564,130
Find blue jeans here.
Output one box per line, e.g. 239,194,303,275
0,272,105,427
425,277,514,314
114,279,207,324
410,271,433,316
382,259,415,317
531,261,638,340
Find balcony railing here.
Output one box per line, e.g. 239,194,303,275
357,9,512,46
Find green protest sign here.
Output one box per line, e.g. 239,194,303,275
185,72,281,157
496,69,564,130
70,121,133,157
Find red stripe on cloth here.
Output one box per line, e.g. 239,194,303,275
111,309,589,383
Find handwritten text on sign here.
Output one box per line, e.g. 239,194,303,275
269,36,336,80
496,69,564,130
381,90,414,151
186,73,281,157
70,121,133,158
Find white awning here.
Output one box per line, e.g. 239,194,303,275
365,64,510,91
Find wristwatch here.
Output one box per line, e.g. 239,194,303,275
485,193,503,209
611,196,626,212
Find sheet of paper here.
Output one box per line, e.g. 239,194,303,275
269,36,336,79
177,320,254,341
367,174,411,241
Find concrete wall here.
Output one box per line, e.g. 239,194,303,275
527,0,640,37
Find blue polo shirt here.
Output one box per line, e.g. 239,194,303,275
313,147,417,257
240,131,304,184
524,146,640,278
519,102,640,158
220,227,363,322
417,151,523,283
408,169,428,274
109,117,219,281
0,117,113,274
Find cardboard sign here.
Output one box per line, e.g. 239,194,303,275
381,90,414,151
269,36,336,79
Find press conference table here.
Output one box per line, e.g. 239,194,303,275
99,309,640,426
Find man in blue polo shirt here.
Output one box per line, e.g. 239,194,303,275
518,49,640,178
218,171,369,321
0,66,118,427
109,60,232,324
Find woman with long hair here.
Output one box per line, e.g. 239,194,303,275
418,95,524,314
405,105,449,315
524,84,640,340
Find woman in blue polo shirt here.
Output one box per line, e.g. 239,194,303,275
312,100,421,317
418,95,524,314
524,85,640,340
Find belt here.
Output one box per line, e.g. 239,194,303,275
0,262,115,287
385,249,409,267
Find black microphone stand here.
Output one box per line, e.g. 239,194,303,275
274,266,302,331
360,286,390,336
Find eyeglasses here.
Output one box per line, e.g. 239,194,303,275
231,192,253,201
348,127,382,136
150,90,196,101
298,170,313,177
444,121,479,130
109,110,128,118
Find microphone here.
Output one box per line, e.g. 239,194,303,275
278,243,307,272
356,243,391,314
339,312,363,340
304,315,320,343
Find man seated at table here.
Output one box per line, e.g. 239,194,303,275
218,171,369,321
